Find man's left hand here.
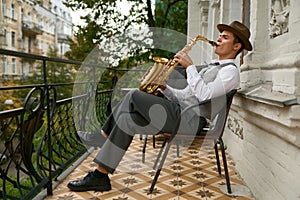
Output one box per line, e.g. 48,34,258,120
174,51,193,68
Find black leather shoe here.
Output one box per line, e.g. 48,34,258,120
77,131,107,147
67,171,111,192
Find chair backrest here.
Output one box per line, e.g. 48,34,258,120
168,89,237,140
204,89,237,138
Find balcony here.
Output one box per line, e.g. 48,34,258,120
29,48,42,55
22,21,43,36
0,48,254,199
41,136,254,200
57,33,70,43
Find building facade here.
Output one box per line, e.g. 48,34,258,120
188,0,300,199
0,0,73,79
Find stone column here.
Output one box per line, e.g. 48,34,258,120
207,0,220,60
288,0,300,103
188,0,202,65
188,0,213,65
240,0,270,89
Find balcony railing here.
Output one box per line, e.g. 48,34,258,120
0,48,130,199
22,21,43,36
57,33,70,42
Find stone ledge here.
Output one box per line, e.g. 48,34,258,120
230,88,300,148
238,84,298,107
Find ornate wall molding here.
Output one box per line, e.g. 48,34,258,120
227,115,244,139
211,0,220,7
270,0,290,38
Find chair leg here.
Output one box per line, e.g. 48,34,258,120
214,139,222,175
149,138,173,194
153,138,167,170
142,136,148,163
219,138,232,194
153,135,156,148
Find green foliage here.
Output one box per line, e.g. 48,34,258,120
0,169,41,199
152,0,188,58
0,80,24,111
155,0,187,33
64,22,99,62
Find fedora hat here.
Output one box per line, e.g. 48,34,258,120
217,21,252,51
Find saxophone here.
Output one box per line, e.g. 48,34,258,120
139,35,217,94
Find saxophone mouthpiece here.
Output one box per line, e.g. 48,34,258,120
209,40,218,47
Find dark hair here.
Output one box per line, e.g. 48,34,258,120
233,35,244,57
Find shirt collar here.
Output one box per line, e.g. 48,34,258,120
212,59,235,65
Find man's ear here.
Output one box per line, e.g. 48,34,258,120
234,43,242,52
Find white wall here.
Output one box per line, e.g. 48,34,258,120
188,0,300,199
224,95,300,200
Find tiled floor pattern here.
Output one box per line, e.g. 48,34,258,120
45,135,254,200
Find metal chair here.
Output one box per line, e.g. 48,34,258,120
148,89,237,194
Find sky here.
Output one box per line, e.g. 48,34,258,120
70,9,89,26
70,1,132,27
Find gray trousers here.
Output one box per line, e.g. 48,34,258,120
93,89,206,173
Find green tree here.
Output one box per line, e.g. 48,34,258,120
0,80,23,111
64,22,98,62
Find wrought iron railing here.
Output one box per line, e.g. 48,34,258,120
0,48,120,199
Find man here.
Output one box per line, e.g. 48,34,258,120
68,21,252,192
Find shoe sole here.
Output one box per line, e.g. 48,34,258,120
68,184,111,192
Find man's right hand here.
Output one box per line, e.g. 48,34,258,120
158,84,166,91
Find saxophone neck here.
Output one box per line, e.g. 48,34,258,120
181,36,203,53
182,41,195,53
187,35,218,49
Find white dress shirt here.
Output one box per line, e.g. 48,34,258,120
162,59,239,108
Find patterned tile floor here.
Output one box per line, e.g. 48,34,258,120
44,135,254,200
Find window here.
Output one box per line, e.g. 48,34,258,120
28,12,32,23
28,37,31,52
40,40,43,52
60,43,63,56
11,4,15,19
2,0,5,16
11,31,15,46
2,57,7,75
3,29,7,45
21,61,24,76
21,8,24,21
11,58,16,74
28,63,32,73
46,42,49,54
45,21,48,32
40,18,44,29
242,0,250,31
241,0,251,64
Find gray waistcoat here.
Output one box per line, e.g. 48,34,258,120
167,62,237,120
